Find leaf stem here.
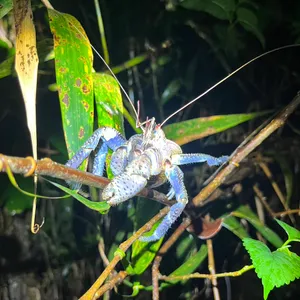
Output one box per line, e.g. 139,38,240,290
94,0,110,64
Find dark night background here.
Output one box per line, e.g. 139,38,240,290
0,0,300,299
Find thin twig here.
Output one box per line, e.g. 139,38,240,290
258,160,295,224
253,184,275,217
253,184,266,242
159,265,254,281
193,93,300,207
95,271,128,298
94,0,110,64
98,238,111,268
152,218,191,300
207,232,220,300
273,209,300,217
41,0,54,9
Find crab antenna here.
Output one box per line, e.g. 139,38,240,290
136,100,145,132
89,43,140,122
70,23,140,124
160,44,300,127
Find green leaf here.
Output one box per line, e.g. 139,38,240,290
175,235,196,260
93,73,125,178
275,219,300,242
237,7,265,48
180,0,236,21
48,180,110,213
120,282,141,297
243,238,300,299
161,244,208,287
0,55,14,79
131,222,164,275
93,73,124,134
161,79,182,105
48,9,94,169
131,198,163,275
222,216,250,240
0,0,12,20
164,111,270,146
234,205,283,248
213,24,245,59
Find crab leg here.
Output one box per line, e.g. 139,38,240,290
66,127,126,175
139,165,188,242
139,153,229,242
65,127,126,191
171,153,229,167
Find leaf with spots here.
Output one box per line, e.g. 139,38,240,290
93,73,124,178
13,0,39,160
48,9,94,171
164,111,270,146
93,73,124,134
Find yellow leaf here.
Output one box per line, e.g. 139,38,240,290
13,0,39,159
13,0,40,233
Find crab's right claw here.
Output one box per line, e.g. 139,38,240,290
103,173,147,205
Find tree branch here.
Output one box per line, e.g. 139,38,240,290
193,92,300,206
0,155,172,206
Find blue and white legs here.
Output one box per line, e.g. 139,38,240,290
171,153,229,167
139,152,229,242
66,127,126,177
140,164,188,242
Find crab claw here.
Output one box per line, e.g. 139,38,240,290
102,173,147,205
